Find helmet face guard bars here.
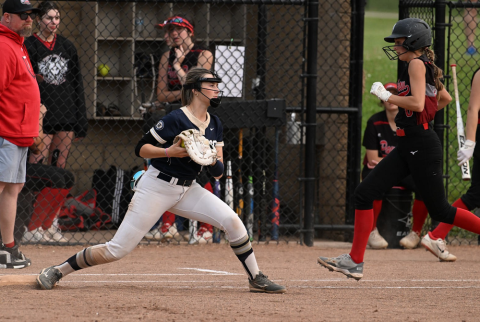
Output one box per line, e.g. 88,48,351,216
183,73,223,107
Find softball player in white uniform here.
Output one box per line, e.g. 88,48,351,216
36,67,286,294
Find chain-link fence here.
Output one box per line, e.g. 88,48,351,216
2,0,363,246
400,0,480,245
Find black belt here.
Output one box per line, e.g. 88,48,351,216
396,123,430,137
157,171,193,187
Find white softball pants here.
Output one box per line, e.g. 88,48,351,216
106,166,246,259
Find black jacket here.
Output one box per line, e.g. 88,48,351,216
25,34,87,138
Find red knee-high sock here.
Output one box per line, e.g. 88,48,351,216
349,209,374,264
29,187,56,231
411,199,428,235
430,198,469,240
371,200,382,231
452,206,480,235
162,211,175,225
41,188,71,230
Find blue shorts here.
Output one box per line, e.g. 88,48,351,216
0,138,27,183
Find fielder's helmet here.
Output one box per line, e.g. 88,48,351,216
383,18,432,60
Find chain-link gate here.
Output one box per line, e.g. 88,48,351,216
400,0,480,245
2,0,363,246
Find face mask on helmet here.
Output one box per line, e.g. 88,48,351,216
183,72,224,108
382,18,432,60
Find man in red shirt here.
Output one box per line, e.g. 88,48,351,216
0,0,41,268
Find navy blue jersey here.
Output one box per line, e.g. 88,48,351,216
149,107,224,179
395,55,438,128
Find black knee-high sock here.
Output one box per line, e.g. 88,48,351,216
230,235,260,279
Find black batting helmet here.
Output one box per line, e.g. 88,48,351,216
383,18,432,60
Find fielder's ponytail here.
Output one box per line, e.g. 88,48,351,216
424,47,444,92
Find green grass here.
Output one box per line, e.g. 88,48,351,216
365,0,399,13
361,16,398,154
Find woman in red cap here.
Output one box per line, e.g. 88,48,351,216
156,14,213,103
151,14,214,242
362,82,430,250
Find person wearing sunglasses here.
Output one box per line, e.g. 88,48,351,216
151,14,215,241
0,0,42,268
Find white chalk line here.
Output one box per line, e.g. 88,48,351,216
177,268,241,275
5,273,480,284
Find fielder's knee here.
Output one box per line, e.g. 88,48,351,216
223,213,247,241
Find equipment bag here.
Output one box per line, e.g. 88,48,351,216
58,189,112,231
92,165,134,227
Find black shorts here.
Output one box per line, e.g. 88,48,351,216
43,123,75,135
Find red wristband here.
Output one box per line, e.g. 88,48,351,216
165,148,169,158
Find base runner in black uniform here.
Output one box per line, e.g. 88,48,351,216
363,82,429,250
422,67,480,261
317,18,480,280
35,68,286,293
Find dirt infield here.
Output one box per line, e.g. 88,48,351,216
2,243,480,321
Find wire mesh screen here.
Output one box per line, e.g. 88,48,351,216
2,0,360,246
445,1,480,245
398,0,480,245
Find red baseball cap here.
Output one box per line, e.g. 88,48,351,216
384,82,397,91
156,16,194,34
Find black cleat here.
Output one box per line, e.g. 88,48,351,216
248,271,286,293
0,244,31,269
37,266,63,290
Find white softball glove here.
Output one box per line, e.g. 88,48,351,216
173,129,217,166
370,82,393,102
457,139,476,166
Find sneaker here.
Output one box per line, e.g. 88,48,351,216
399,231,421,249
145,224,177,241
22,228,52,243
188,227,213,244
248,271,286,293
421,234,457,262
317,254,364,280
46,225,69,243
36,266,63,290
367,227,388,249
0,244,31,269
144,228,161,240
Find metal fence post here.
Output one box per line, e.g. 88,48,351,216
303,0,318,247
434,0,447,150
346,0,365,229
398,0,408,78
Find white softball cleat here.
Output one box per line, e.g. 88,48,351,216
421,234,457,262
